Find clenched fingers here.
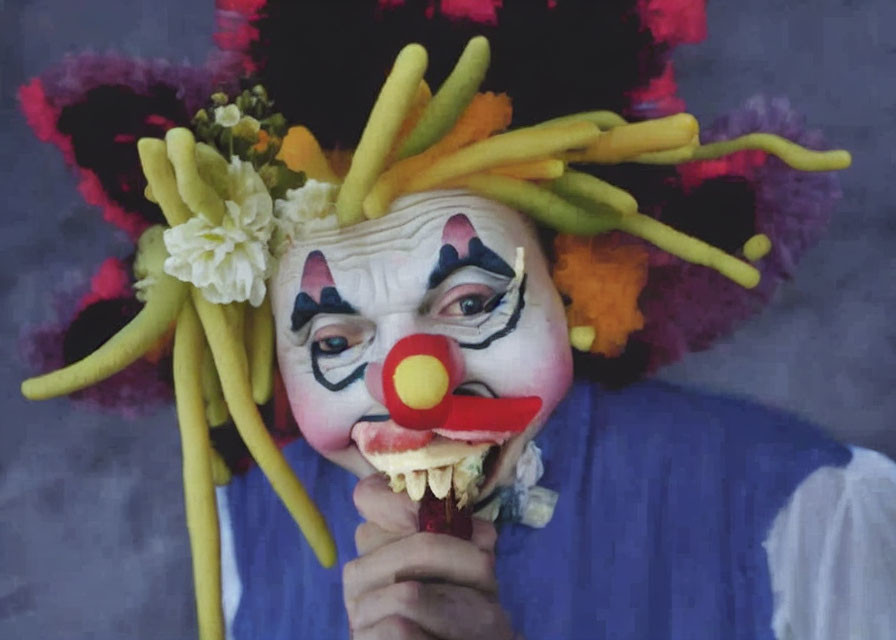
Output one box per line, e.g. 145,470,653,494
350,581,514,640
356,517,498,557
354,473,419,533
471,517,497,552
343,532,497,603
355,521,404,556
351,614,436,640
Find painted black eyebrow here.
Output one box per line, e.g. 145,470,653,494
291,286,357,332
427,236,515,290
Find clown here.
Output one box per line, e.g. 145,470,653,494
17,6,896,639
271,190,571,638
272,190,572,500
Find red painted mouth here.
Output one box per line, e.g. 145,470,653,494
355,374,542,455
352,393,541,456
353,418,435,455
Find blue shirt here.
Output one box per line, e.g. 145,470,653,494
225,380,851,639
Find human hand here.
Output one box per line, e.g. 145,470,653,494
343,474,517,639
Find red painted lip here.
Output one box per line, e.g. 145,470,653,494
352,393,542,456
352,418,435,455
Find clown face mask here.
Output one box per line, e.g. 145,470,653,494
272,190,573,505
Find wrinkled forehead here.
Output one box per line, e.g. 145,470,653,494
274,191,535,295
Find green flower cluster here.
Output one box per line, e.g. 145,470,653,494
191,85,305,199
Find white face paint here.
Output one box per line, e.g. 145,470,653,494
272,190,573,499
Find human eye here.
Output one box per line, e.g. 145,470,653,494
311,323,365,356
434,283,502,318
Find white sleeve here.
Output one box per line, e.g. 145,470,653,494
764,446,896,640
217,486,242,640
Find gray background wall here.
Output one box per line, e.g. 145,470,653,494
1,1,893,637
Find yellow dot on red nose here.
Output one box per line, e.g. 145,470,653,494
393,355,450,410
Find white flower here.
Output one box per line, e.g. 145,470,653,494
214,104,241,128
515,441,544,489
163,157,275,307
273,179,339,249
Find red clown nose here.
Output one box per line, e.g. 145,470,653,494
381,334,543,434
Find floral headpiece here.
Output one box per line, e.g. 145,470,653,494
17,3,851,638
150,36,851,346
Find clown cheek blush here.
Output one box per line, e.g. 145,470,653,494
287,385,356,454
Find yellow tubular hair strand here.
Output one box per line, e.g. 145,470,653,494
21,277,187,400
569,326,597,352
363,92,513,218
743,234,773,262
453,173,619,235
201,342,230,427
550,170,639,217
210,449,232,486
173,300,224,640
404,121,601,194
397,36,491,159
614,212,761,288
191,291,337,567
690,133,852,171
137,138,193,226
246,295,275,405
336,43,429,226
390,80,433,159
488,159,566,181
535,110,629,131
195,142,232,199
563,113,699,164
223,302,247,368
166,128,228,224
630,145,698,164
